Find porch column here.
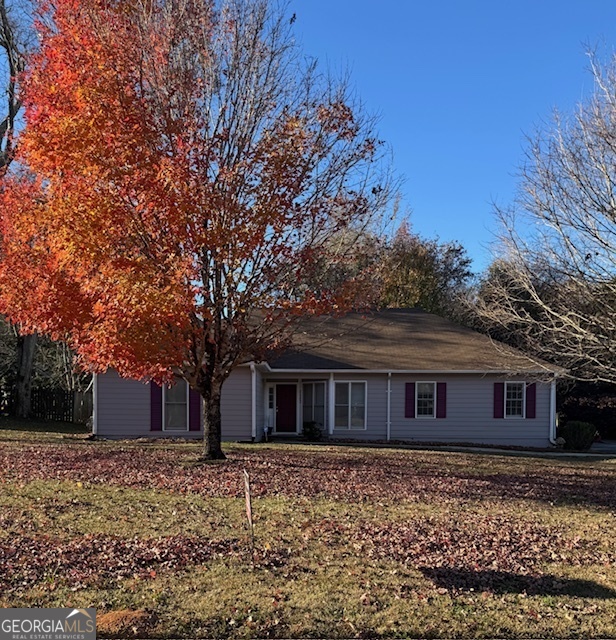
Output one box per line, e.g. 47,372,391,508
328,373,335,435
250,364,257,439
386,372,391,441
92,373,98,435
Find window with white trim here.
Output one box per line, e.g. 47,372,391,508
268,386,274,410
303,381,326,426
505,382,525,418
416,382,436,418
334,381,366,429
164,380,189,431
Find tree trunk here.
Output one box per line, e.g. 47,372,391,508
15,332,36,419
201,378,226,460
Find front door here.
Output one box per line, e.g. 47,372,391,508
275,384,297,433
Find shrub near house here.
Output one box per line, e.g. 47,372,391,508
558,421,596,451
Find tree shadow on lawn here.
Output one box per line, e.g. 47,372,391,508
420,567,616,598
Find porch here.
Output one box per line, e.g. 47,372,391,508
261,376,368,438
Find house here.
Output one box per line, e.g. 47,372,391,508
93,308,561,447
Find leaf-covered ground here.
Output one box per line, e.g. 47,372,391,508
1,427,616,638
3,439,616,508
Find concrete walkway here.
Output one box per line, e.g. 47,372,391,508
590,439,616,454
271,436,616,458
395,442,616,459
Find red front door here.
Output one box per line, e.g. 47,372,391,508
275,384,297,433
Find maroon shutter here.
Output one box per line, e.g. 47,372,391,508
189,388,201,431
436,382,447,418
493,382,504,419
525,383,536,419
150,382,162,431
405,383,415,418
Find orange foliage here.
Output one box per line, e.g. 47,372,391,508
0,0,389,387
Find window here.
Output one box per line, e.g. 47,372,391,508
416,382,435,418
505,382,524,418
405,382,446,419
268,386,274,410
334,381,366,430
416,382,436,418
164,380,189,431
303,382,326,426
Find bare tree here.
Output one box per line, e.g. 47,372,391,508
1,0,37,418
474,53,616,383
0,0,28,172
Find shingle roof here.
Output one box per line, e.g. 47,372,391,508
267,308,561,374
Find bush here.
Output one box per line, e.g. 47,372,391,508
558,382,616,438
557,420,597,451
302,421,323,441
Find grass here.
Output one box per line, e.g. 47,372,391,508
0,415,89,438
1,423,616,638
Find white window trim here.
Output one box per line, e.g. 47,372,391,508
162,379,190,432
415,381,436,419
504,381,526,419
302,380,327,427
334,380,368,431
263,383,275,432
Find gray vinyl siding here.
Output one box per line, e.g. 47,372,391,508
96,367,253,441
221,366,253,441
389,374,551,447
262,372,551,446
96,370,152,437
97,368,552,446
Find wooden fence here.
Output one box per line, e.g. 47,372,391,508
31,388,74,422
1,386,93,423
73,390,93,424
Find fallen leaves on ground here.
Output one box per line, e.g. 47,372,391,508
308,513,614,573
0,533,241,591
1,444,615,509
2,442,615,599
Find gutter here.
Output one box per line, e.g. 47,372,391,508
263,367,557,376
548,378,557,445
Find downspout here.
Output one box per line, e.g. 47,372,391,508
549,377,557,445
386,372,392,441
328,373,335,436
250,364,257,441
92,373,98,435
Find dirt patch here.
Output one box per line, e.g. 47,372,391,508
97,609,151,637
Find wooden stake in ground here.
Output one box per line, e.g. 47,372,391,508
243,469,254,561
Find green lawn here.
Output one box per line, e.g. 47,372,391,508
1,422,616,638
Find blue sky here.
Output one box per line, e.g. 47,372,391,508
291,0,616,272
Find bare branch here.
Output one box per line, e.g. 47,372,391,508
473,53,616,383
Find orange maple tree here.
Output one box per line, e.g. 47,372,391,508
0,0,391,458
